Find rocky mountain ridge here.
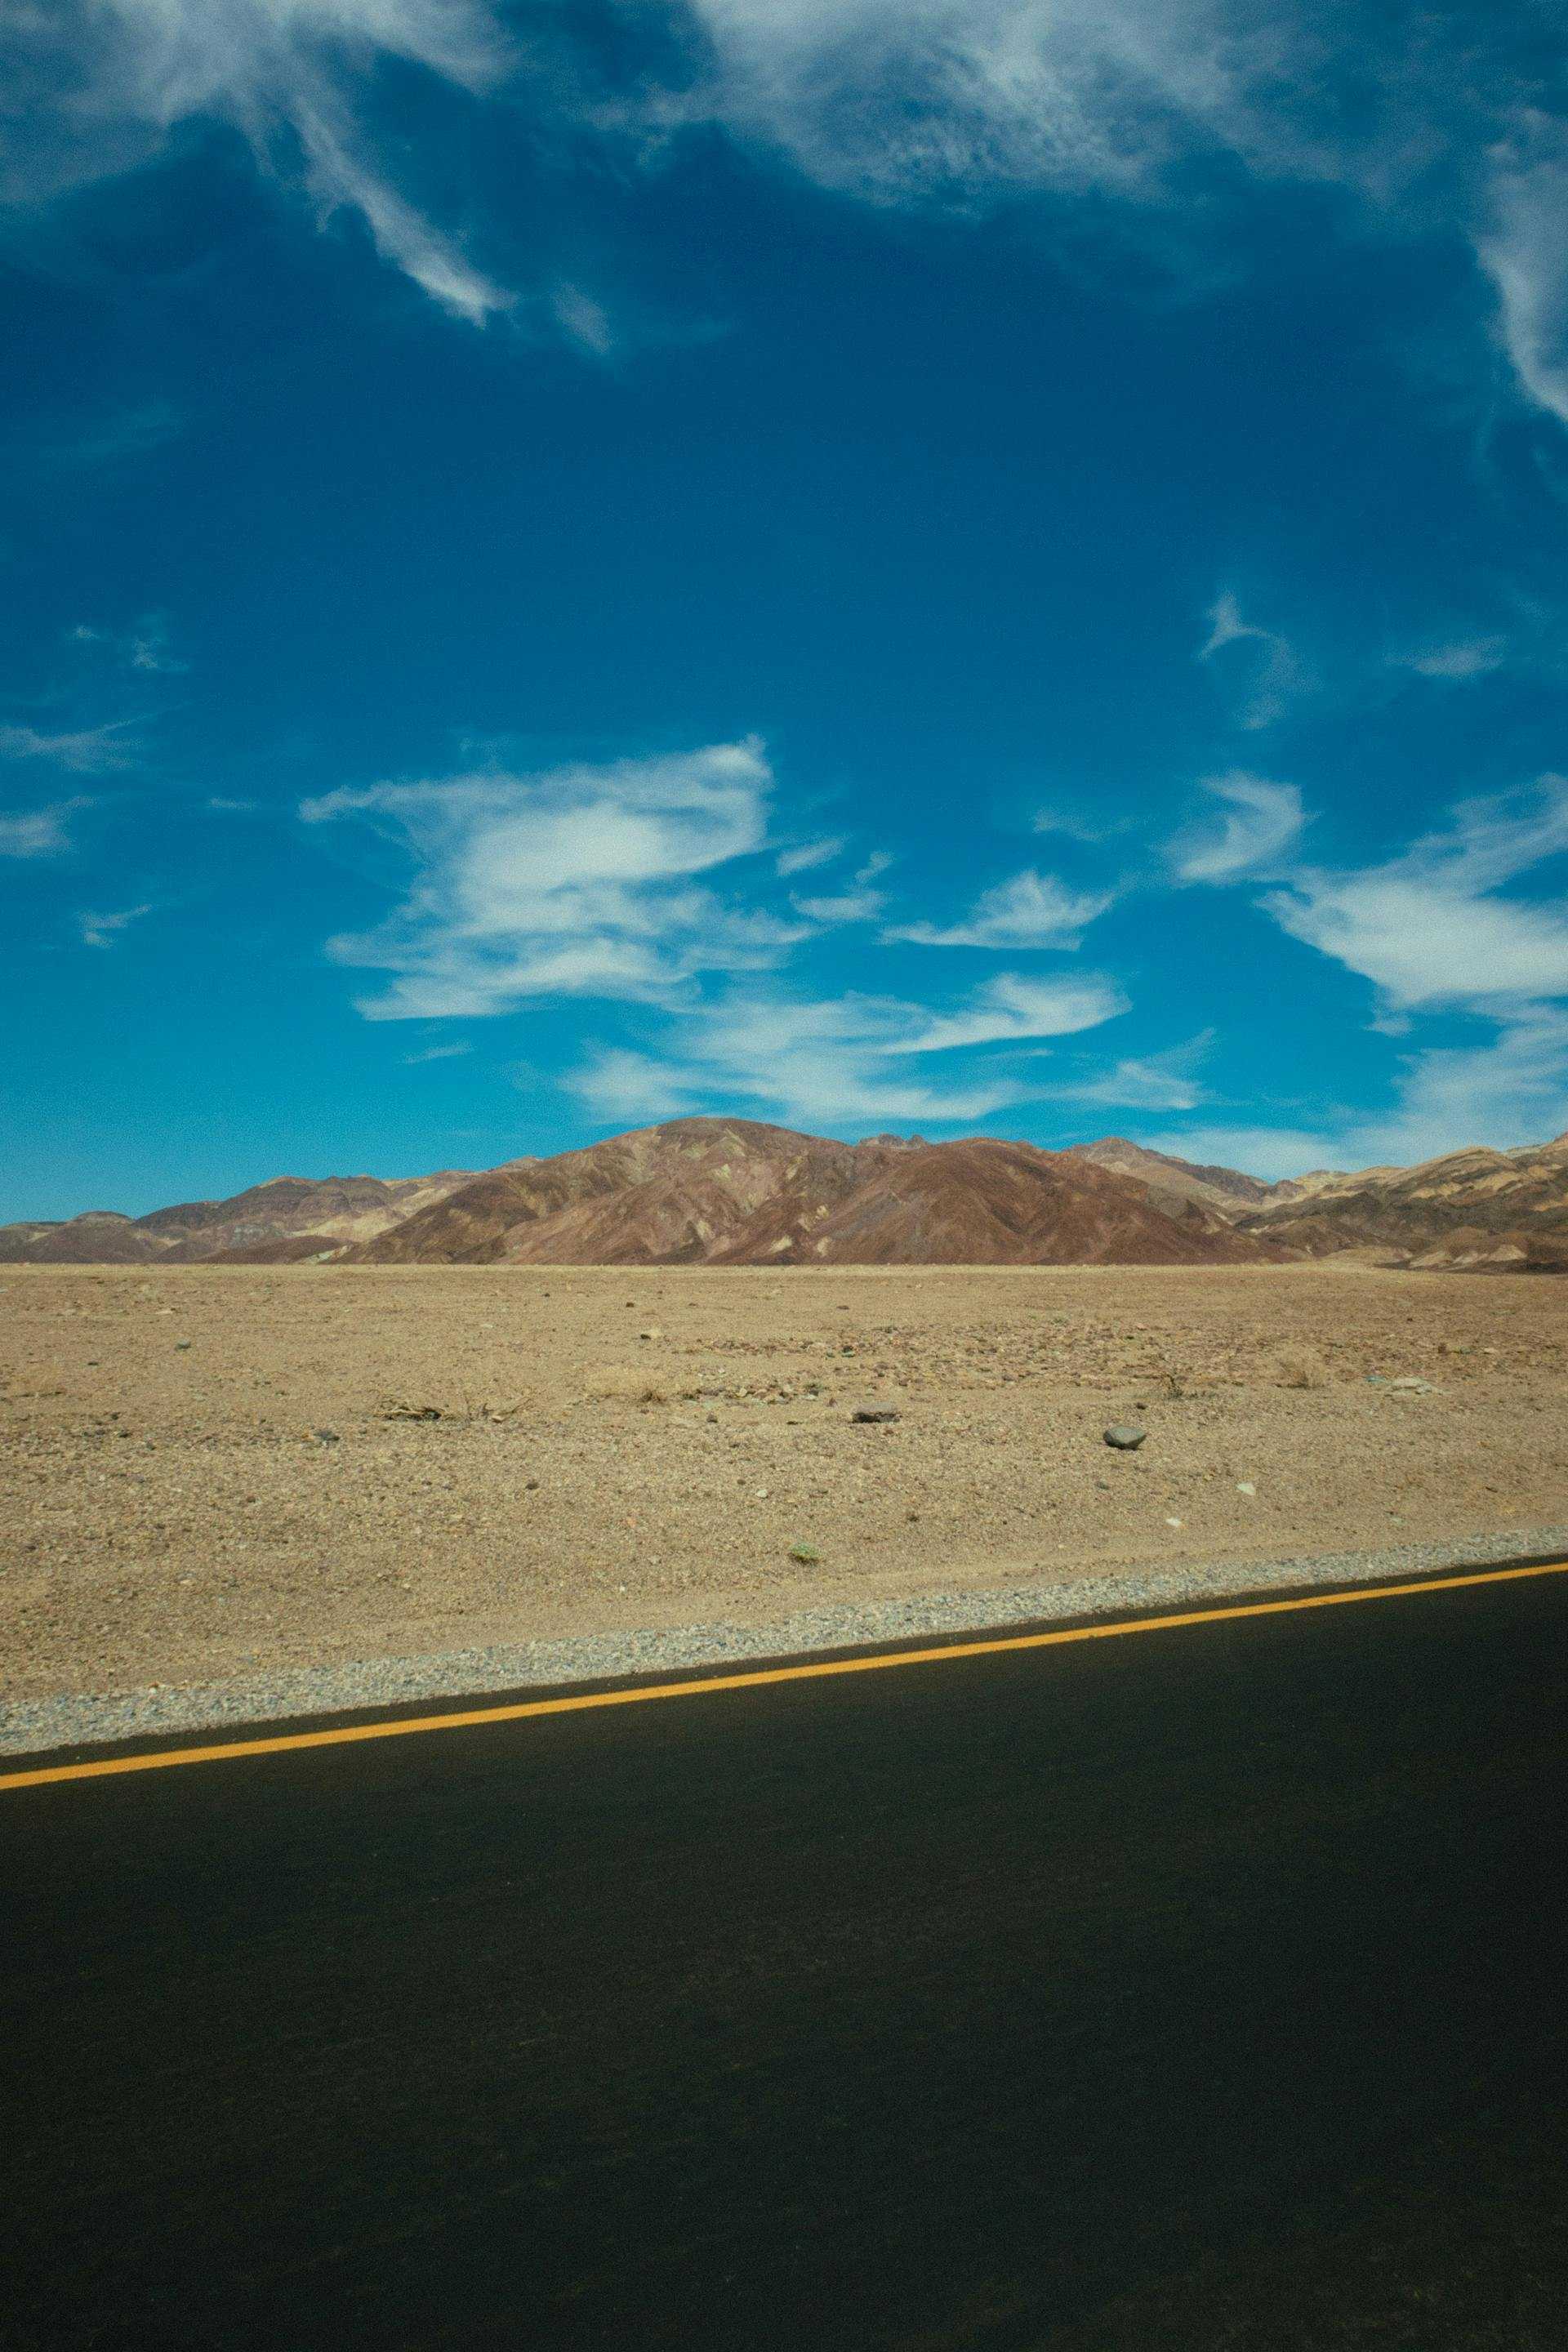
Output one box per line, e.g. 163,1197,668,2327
6,1119,1567,1270
1234,1134,1568,1271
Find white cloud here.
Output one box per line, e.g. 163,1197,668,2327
888,866,1113,948
791,888,885,924
78,903,151,950
1394,636,1507,681
1062,1031,1214,1111
10,0,512,323
301,738,791,1018
402,1040,472,1064
775,836,845,876
1147,1005,1568,1178
0,798,87,857
1477,120,1568,429
898,972,1127,1053
1263,775,1568,1010
677,0,1273,208
1171,772,1304,883
1197,591,1304,730
568,966,1126,1129
0,720,138,772
1033,805,1134,844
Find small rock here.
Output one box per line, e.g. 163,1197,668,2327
1390,1376,1436,1394
639,1327,663,1342
524,1477,541,1491
312,1428,340,1446
174,1340,192,1352
1103,1424,1146,1450
789,1542,822,1564
1165,1517,1184,1529
852,1406,901,1424
1236,1480,1256,1496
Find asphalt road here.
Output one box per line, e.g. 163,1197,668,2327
5,1567,1567,2351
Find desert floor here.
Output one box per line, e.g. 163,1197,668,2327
2,1261,1566,1699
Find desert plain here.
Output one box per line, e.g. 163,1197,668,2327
2,1259,1566,1703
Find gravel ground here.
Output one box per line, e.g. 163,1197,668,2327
3,1525,1565,1757
3,1262,1566,1748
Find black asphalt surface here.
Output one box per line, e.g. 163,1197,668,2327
5,1569,1568,2351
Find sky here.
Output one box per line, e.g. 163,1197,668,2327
4,2,1568,1218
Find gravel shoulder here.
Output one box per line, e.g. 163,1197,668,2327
4,1526,1566,1757
4,1262,1566,1748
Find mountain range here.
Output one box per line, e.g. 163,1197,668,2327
7,1117,1568,1272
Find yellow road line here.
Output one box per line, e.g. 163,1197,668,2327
5,1557,1567,1794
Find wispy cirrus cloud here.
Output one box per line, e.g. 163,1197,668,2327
1477,117,1568,430
1062,1031,1214,1113
78,903,151,950
888,867,1113,949
7,0,513,324
1263,774,1568,1012
791,887,886,924
1170,773,1305,884
0,797,89,857
301,738,795,1019
1148,1004,1568,1179
569,968,1127,1129
672,3,1568,430
1392,635,1508,683
1197,592,1305,731
0,719,138,772
775,836,845,876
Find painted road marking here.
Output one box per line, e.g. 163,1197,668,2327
4,1557,1567,1793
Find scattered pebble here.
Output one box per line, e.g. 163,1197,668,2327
1236,1481,1256,1496
852,1406,901,1424
1104,1424,1146,1450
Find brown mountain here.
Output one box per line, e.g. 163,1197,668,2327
344,1118,1277,1267
1067,1136,1276,1219
1236,1134,1568,1270
11,1117,1568,1271
0,1171,472,1266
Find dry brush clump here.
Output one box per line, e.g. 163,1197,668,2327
581,1365,674,1406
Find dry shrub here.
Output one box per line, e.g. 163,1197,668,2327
583,1365,670,1405
1274,1346,1330,1390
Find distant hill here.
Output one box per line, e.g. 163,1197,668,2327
1067,1136,1276,1218
341,1119,1276,1267
1235,1134,1568,1271
7,1118,1567,1270
0,1171,472,1266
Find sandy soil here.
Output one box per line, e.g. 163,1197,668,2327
2,1263,1566,1700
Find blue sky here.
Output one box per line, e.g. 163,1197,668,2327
5,2,1568,1218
